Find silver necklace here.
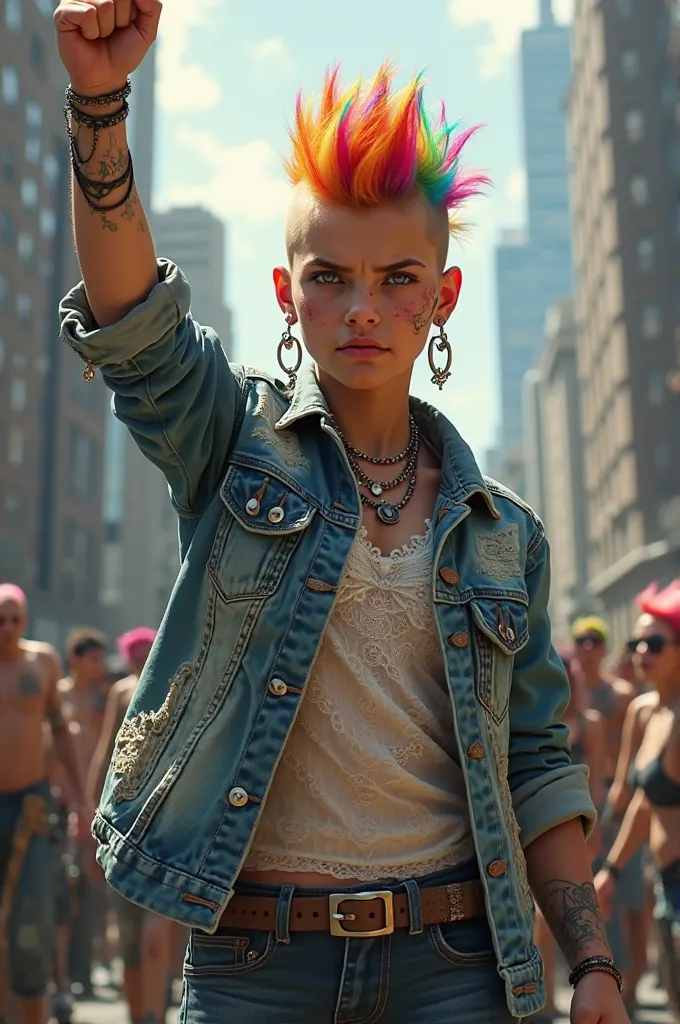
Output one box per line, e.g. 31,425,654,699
334,418,420,525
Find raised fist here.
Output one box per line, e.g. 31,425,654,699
54,0,162,96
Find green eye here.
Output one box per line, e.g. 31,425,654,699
386,272,416,285
312,271,342,284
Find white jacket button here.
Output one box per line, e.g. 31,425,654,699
228,787,249,807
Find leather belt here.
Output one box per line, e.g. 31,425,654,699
219,879,485,937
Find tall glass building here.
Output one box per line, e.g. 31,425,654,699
494,0,573,491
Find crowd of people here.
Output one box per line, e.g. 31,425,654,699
2,578,680,1023
0,583,183,1024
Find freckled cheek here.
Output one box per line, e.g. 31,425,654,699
299,297,328,325
394,304,416,320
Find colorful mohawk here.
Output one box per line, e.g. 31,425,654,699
286,64,489,230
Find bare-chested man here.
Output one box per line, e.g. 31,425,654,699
88,628,177,1024
0,584,86,1024
52,629,108,1009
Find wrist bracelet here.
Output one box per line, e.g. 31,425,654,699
601,859,620,879
66,78,131,108
568,955,623,994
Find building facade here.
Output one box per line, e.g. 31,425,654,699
569,0,680,646
1,0,109,647
494,0,574,494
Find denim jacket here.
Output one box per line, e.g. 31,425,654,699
60,260,595,1018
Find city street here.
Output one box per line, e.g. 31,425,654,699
65,972,673,1024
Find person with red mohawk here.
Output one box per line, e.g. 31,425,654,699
595,580,680,1016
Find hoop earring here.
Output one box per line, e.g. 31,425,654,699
428,319,452,390
277,315,303,389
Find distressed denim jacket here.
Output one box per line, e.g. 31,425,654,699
60,261,595,1018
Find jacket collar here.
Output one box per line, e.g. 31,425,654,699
275,364,499,520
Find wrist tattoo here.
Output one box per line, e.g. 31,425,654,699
538,879,611,964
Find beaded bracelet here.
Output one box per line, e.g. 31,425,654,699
568,955,623,994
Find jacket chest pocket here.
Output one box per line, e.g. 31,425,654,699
207,465,317,604
470,597,529,724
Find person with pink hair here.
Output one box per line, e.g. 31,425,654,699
595,580,680,1017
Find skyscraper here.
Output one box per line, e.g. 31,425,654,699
569,0,680,643
493,0,573,493
1,0,108,645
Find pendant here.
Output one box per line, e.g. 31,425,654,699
376,502,400,525
371,483,384,496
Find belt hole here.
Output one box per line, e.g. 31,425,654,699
296,912,302,918
312,911,319,918
369,912,376,919
264,911,269,917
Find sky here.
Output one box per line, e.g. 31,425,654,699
152,0,573,469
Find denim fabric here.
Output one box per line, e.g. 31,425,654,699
180,861,517,1024
0,781,55,996
653,863,680,1016
59,259,597,1018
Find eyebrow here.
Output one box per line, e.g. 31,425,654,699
306,257,426,273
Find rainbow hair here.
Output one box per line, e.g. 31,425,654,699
285,64,489,230
638,580,680,636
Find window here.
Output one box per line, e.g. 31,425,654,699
641,304,662,339
25,135,40,163
5,493,23,525
34,0,53,14
8,427,24,466
0,272,8,306
0,210,13,244
29,34,45,75
20,177,38,208
1,67,19,105
4,0,22,32
17,232,33,262
654,441,670,470
26,101,42,128
10,378,26,411
615,0,633,14
637,238,656,272
621,50,640,79
40,208,56,238
630,175,649,206
16,293,31,321
43,153,59,186
1,147,16,183
0,337,5,367
625,109,644,143
648,371,665,406
12,352,26,368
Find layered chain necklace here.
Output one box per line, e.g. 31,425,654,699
334,416,420,525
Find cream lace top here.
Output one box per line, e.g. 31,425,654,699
243,522,474,881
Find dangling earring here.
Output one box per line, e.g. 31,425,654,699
428,318,453,390
277,314,303,389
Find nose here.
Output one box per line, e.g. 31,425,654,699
345,288,380,329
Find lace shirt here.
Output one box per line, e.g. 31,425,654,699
243,522,474,881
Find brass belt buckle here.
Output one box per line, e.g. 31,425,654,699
329,890,395,937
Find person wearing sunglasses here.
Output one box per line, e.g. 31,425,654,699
595,580,680,1018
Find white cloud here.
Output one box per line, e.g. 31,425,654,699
249,37,294,74
157,0,222,113
507,167,527,206
163,126,291,225
448,0,574,77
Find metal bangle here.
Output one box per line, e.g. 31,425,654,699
66,78,131,108
568,955,623,993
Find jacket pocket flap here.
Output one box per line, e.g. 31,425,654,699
220,464,316,534
470,598,529,655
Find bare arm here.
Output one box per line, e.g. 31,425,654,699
603,787,651,871
45,658,85,806
606,696,644,816
585,712,606,810
55,0,162,326
87,682,129,806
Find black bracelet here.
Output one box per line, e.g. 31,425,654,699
64,101,129,166
601,859,620,880
568,955,623,994
66,78,131,108
71,149,135,213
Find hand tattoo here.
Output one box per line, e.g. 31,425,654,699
538,879,611,965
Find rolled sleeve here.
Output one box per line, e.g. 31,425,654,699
508,531,597,847
59,259,244,517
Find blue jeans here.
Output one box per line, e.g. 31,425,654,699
0,781,55,997
180,861,517,1023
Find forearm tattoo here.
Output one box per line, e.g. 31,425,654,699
46,703,66,733
537,879,611,965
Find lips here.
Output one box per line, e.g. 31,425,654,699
339,337,387,351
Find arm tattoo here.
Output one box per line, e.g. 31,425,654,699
537,879,611,965
46,703,66,733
